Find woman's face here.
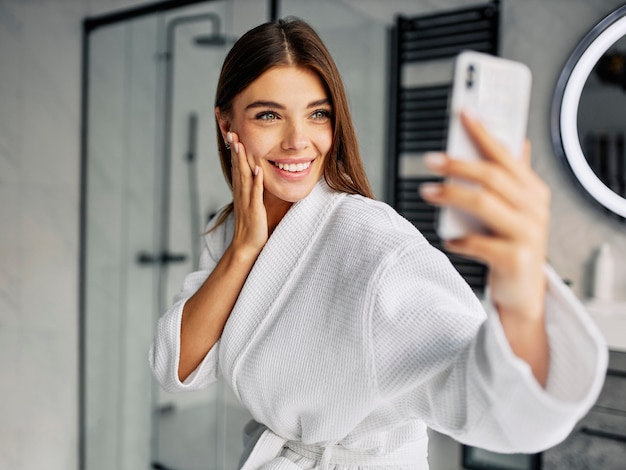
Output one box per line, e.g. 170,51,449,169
219,66,333,208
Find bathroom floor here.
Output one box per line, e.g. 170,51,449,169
155,386,253,470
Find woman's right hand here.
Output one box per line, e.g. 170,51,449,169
177,133,266,382
228,131,268,257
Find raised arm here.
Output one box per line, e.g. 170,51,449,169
178,131,267,381
420,112,551,386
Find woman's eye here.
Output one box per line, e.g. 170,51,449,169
312,110,331,120
257,111,278,121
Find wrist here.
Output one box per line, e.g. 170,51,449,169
497,305,550,386
226,242,263,267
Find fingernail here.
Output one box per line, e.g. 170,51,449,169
419,183,442,198
227,132,233,144
254,165,260,176
461,108,478,121
423,152,447,169
234,142,239,154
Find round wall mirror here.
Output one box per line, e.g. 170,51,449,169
552,5,626,220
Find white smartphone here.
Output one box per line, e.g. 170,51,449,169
436,51,532,240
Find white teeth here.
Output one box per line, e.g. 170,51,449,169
275,161,311,172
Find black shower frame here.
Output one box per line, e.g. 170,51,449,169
78,1,277,468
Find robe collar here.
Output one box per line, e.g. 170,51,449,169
219,179,346,395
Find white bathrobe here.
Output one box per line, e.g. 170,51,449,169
150,179,607,469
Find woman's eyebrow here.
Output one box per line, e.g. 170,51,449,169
244,98,331,111
245,100,284,110
307,98,331,108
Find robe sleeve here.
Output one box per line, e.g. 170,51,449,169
370,240,608,453
149,225,224,393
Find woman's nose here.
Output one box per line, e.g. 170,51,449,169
281,121,309,151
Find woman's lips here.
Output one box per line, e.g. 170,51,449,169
270,160,312,173
268,158,316,180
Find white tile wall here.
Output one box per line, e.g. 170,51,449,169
0,0,625,469
0,1,154,469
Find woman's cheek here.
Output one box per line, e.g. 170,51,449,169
244,132,273,165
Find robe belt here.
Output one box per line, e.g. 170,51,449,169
240,427,428,470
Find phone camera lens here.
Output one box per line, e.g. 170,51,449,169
466,64,475,89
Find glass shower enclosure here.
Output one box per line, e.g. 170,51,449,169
80,1,264,469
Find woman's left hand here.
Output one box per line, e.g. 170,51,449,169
419,111,551,385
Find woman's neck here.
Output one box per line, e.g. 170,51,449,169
264,195,293,236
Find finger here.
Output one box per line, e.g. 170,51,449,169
419,181,525,238
232,133,251,175
514,140,539,191
228,131,240,177
245,145,256,176
522,140,532,166
424,151,550,224
229,132,253,203
230,133,252,178
424,152,528,210
445,233,507,265
438,116,544,201
250,165,264,206
444,234,514,268
460,112,523,177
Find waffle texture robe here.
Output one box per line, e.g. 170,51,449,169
150,179,607,470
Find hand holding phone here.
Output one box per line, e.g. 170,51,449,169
436,51,532,240
420,53,552,382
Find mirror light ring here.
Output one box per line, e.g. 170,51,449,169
552,6,626,219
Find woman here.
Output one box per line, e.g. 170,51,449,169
150,18,607,470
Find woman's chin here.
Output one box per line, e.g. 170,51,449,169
264,179,320,205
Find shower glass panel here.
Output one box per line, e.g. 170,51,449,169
82,1,257,469
85,14,162,470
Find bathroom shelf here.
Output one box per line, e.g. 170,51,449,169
585,301,626,352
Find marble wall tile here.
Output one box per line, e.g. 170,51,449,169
19,186,78,330
18,2,82,189
0,3,22,186
0,326,19,443
0,183,21,325
0,0,148,468
0,325,21,468
15,327,77,470
0,2,24,332
0,425,21,470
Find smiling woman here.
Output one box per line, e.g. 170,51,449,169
216,66,333,222
212,18,374,217
149,17,608,470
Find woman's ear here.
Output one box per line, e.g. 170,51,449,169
215,107,230,142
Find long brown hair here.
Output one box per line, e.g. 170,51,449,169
212,17,373,229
